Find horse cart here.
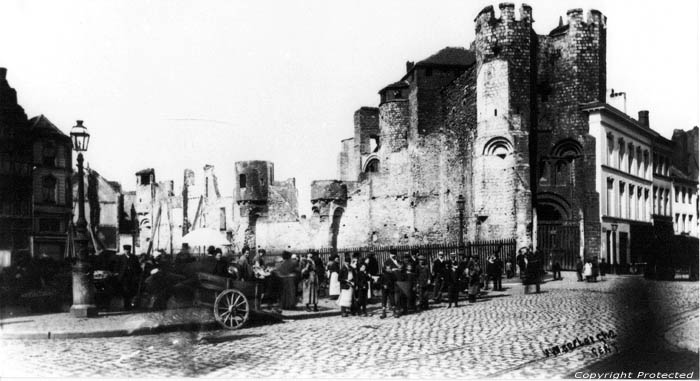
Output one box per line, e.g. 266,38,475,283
195,272,263,330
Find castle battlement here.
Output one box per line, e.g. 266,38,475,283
475,3,532,25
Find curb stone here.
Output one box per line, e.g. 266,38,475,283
0,309,342,340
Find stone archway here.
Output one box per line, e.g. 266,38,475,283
536,192,580,270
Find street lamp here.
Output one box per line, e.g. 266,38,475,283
457,195,465,255
69,120,97,318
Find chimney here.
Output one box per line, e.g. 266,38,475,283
0,68,6,80
406,61,415,73
638,110,649,128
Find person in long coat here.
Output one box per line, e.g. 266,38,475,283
118,245,141,310
431,251,447,303
416,255,431,311
446,262,462,308
467,261,482,303
327,255,341,299
301,254,319,312
379,262,396,318
355,263,370,316
575,258,584,282
275,251,299,310
337,254,355,317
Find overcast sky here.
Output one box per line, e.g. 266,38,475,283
1,0,698,213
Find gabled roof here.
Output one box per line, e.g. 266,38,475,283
28,115,70,140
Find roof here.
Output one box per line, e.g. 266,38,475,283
135,168,155,176
416,47,475,67
28,115,70,140
400,47,476,82
379,80,409,93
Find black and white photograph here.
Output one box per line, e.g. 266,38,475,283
0,0,698,379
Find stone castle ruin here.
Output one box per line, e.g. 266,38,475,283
313,4,606,255
138,5,610,260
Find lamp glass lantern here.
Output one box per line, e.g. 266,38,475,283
456,195,465,212
611,223,618,232
70,120,90,152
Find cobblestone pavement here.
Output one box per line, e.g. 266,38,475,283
1,274,697,378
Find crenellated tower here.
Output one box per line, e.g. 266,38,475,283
472,3,535,249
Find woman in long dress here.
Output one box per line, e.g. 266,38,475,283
327,255,341,300
337,255,355,317
301,255,319,312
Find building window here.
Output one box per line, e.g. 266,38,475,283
369,135,380,153
364,158,379,173
689,215,694,235
239,174,247,188
219,208,226,231
643,189,649,221
619,181,625,218
637,188,643,221
664,189,670,215
606,178,614,216
41,176,57,203
675,188,680,203
606,133,614,166
629,184,635,220
42,141,57,167
675,214,680,233
682,187,687,203
618,139,625,170
635,147,642,176
627,143,634,173
643,151,650,178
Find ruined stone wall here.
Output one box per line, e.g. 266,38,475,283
337,138,357,181
440,66,477,242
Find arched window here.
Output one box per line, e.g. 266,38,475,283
483,137,512,159
364,158,379,173
42,175,57,203
550,139,582,185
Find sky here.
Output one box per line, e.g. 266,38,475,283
1,0,698,213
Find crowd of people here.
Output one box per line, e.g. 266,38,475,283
324,248,513,318
13,241,559,315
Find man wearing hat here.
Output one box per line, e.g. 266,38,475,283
384,249,402,272
117,244,141,310
431,251,447,303
415,254,431,311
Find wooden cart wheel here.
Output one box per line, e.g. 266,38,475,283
214,289,250,330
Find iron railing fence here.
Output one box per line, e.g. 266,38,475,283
259,239,517,274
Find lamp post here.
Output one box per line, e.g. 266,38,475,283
457,195,465,255
69,120,97,318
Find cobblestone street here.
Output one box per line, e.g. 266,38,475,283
1,274,698,378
